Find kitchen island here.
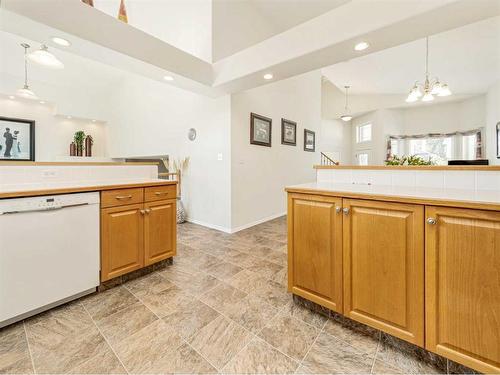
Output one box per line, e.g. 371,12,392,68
286,166,500,374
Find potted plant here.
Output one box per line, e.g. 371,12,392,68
73,131,86,157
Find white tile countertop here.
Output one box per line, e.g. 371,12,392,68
286,181,500,208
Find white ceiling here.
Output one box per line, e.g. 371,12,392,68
322,16,500,95
1,0,499,96
212,0,349,61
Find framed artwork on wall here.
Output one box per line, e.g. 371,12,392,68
281,118,297,146
497,122,500,158
250,112,272,147
0,116,35,161
304,129,315,152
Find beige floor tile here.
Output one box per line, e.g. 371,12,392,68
200,283,247,314
82,287,138,321
282,301,328,329
245,259,284,279
140,284,195,317
123,272,174,297
162,299,220,339
95,302,158,345
225,251,261,268
269,267,288,286
375,342,445,374
113,319,184,373
222,337,298,374
66,345,125,374
323,318,380,355
0,323,33,374
258,313,319,361
165,343,218,374
250,279,291,308
205,262,244,281
227,269,269,294
298,331,374,374
188,315,252,370
223,295,279,334
371,359,405,374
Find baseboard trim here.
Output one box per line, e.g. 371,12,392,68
230,211,286,233
185,218,232,234
186,212,286,234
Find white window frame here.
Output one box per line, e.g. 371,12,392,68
356,123,372,144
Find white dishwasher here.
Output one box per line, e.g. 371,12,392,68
0,192,100,327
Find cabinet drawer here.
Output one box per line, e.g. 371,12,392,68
144,185,176,202
101,188,144,208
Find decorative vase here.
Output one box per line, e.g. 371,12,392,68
70,142,76,156
76,145,83,156
176,199,187,224
84,136,93,157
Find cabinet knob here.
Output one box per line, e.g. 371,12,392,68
427,217,437,225
335,206,342,213
140,209,146,215
145,208,151,214
343,207,350,215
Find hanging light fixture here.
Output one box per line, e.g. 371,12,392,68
16,43,38,100
28,44,64,69
340,85,353,122
406,37,451,103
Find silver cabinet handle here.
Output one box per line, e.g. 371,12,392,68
115,195,132,200
335,206,342,213
140,209,146,215
343,207,350,215
145,208,151,214
154,191,168,195
427,217,437,225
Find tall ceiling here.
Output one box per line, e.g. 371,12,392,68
1,0,499,96
322,16,500,95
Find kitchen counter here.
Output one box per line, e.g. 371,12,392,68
0,179,176,199
286,181,500,211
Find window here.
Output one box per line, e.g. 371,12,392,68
356,123,372,143
357,153,369,166
408,137,452,165
462,134,476,160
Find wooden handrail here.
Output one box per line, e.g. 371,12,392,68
320,152,339,166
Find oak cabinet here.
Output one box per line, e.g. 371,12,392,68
100,186,176,282
425,206,500,373
144,200,177,266
342,199,425,346
288,193,343,313
101,204,144,281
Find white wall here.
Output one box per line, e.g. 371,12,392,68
106,74,232,231
319,119,351,164
230,71,321,230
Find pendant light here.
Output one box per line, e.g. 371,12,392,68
406,37,451,103
28,44,64,69
16,43,38,100
340,85,353,122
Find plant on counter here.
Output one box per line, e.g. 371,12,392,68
73,131,86,157
385,154,433,166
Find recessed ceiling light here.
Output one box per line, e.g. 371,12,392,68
39,100,45,104
8,95,15,100
51,37,71,47
67,115,72,119
354,42,370,51
263,73,273,80
92,119,96,123
163,75,174,81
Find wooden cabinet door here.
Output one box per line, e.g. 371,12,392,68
288,193,343,313
343,199,424,346
425,206,500,373
144,199,176,266
101,204,144,281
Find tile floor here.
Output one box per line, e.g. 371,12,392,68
1,217,449,374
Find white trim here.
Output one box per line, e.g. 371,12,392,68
230,211,286,233
186,211,286,234
185,218,233,234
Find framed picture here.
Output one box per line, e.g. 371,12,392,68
250,112,272,147
0,116,35,161
497,122,500,158
281,118,297,146
304,129,315,152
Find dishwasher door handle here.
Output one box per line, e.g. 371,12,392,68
1,203,89,215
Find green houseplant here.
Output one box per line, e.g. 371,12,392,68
73,131,86,157
385,154,433,166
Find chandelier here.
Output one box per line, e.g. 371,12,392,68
406,37,451,103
